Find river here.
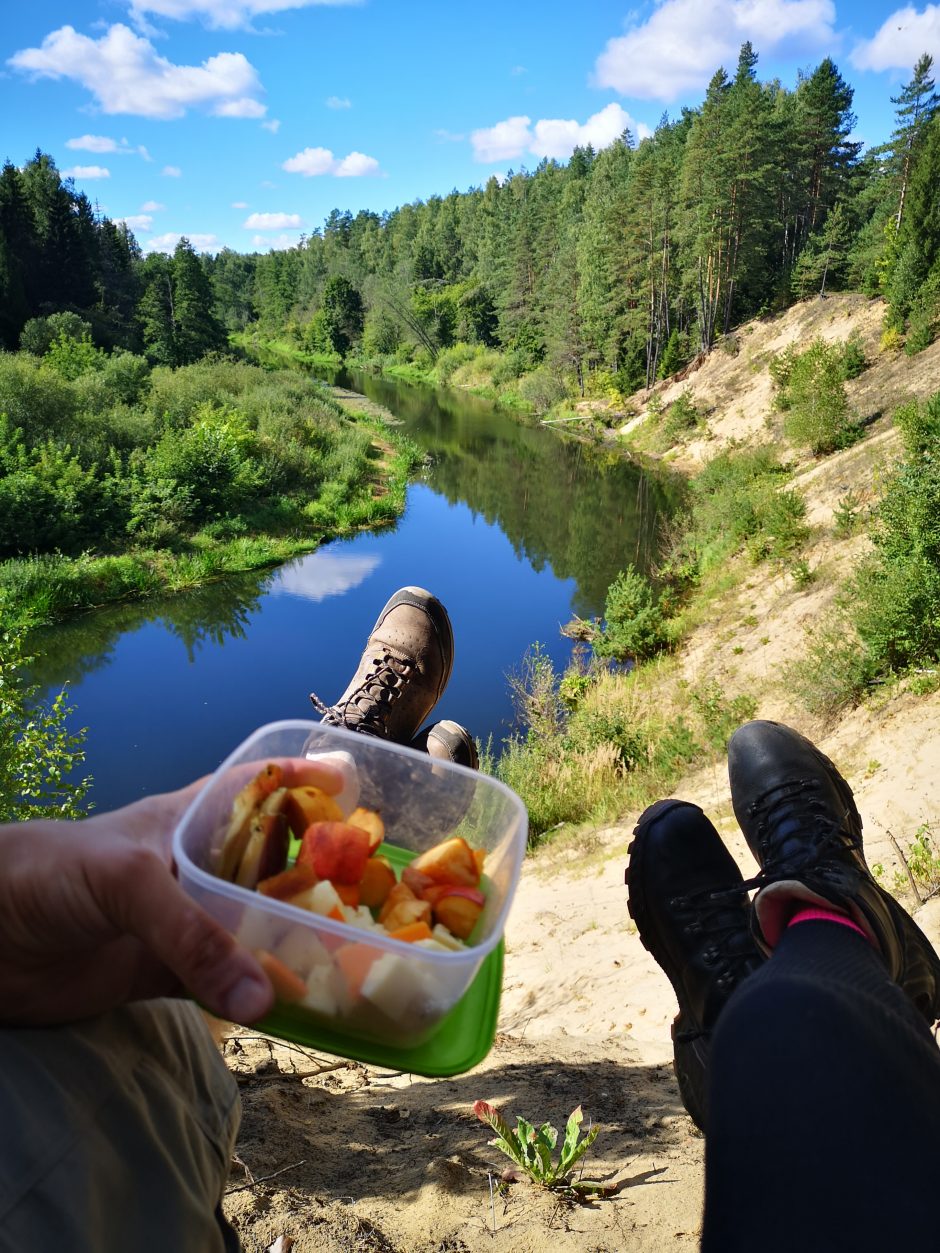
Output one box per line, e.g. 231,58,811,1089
34,369,679,810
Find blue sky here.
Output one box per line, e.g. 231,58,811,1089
3,0,939,254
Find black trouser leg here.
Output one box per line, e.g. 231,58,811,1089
702,921,940,1252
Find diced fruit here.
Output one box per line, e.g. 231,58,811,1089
348,806,385,853
433,887,485,940
276,927,329,975
416,883,452,908
256,949,307,1003
328,905,345,922
257,863,318,900
431,923,466,951
401,864,434,896
359,856,396,909
473,848,487,877
283,786,345,838
387,921,433,943
334,943,376,996
332,881,361,908
409,837,480,888
381,897,432,933
378,880,418,924
218,763,284,881
235,808,289,889
301,879,343,917
303,966,339,1016
297,821,371,884
360,953,426,1021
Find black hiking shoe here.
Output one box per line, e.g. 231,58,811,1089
411,720,480,771
626,800,762,1131
728,719,940,1025
311,587,454,744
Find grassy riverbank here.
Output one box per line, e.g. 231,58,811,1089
0,347,419,631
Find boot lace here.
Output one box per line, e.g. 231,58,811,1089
311,651,414,739
669,881,758,1042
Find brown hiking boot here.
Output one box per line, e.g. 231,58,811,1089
411,720,480,771
311,587,454,744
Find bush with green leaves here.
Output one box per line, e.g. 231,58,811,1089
663,389,701,441
593,565,669,662
19,312,92,358
781,338,855,454
44,332,106,381
0,630,91,821
518,366,567,413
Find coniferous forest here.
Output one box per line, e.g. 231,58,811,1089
2,48,939,385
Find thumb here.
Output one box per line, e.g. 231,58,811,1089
100,848,275,1023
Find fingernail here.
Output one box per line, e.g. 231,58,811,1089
225,974,272,1023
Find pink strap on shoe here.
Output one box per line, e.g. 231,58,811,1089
788,906,869,940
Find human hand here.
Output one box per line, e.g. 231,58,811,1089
0,759,341,1027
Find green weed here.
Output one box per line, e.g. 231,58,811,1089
473,1102,607,1196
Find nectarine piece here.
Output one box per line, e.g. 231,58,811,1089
283,786,345,838
409,837,480,888
297,821,371,884
433,886,485,940
359,856,396,909
377,880,418,924
347,806,385,853
257,863,318,900
217,763,284,881
234,803,289,889
381,897,432,933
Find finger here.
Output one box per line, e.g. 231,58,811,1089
95,847,275,1024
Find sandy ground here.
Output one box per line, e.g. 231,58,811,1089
223,298,940,1252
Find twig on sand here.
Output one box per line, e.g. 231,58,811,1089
225,1160,307,1196
887,828,923,904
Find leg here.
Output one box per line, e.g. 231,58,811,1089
703,919,940,1251
0,1000,240,1252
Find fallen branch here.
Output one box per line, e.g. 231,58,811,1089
887,828,923,905
225,1160,307,1196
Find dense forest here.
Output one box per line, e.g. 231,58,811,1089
2,47,939,391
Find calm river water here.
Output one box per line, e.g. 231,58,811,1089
35,370,679,810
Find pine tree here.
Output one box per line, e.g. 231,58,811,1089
888,54,939,230
172,238,226,364
0,161,36,347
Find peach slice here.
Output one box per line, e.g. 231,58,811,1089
409,836,480,888
377,880,418,923
401,864,434,896
234,798,290,889
218,763,284,881
347,806,385,854
381,897,432,933
331,881,361,908
433,886,485,940
257,863,318,901
359,856,396,909
297,821,372,884
283,786,345,838
387,921,433,943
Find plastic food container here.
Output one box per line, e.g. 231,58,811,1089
173,720,528,1074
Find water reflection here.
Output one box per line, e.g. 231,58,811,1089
272,551,382,603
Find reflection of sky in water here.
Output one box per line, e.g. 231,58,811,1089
271,551,382,602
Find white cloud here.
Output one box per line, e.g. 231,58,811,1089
850,5,940,71
9,23,266,120
272,551,380,602
232,200,250,208
244,211,303,228
335,151,381,176
119,213,154,231
252,232,303,249
128,0,360,32
144,231,221,253
594,0,837,101
141,199,166,211
162,165,182,177
63,164,111,179
471,104,646,164
262,118,281,132
470,115,533,163
283,145,382,176
326,95,351,109
433,128,466,142
65,134,152,159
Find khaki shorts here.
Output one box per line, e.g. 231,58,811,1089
0,1000,241,1252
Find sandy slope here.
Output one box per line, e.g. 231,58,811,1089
224,298,940,1251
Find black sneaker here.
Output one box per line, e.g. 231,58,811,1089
728,719,940,1024
311,587,454,744
411,720,480,771
626,799,762,1131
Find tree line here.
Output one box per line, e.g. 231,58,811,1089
2,48,939,387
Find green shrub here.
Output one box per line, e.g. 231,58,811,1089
44,332,106,381
842,333,868,378
0,351,78,437
781,338,855,454
19,312,92,357
663,389,701,440
434,342,478,384
785,613,875,718
593,566,669,662
518,366,567,414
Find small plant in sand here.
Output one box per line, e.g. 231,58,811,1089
472,1101,607,1195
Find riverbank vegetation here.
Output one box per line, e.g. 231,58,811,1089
0,346,418,631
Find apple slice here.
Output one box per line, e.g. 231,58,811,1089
257,863,318,900
381,897,432,933
359,856,396,909
409,837,480,888
217,763,284,881
234,794,290,889
297,821,371,884
433,886,485,940
347,806,385,853
283,786,345,838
